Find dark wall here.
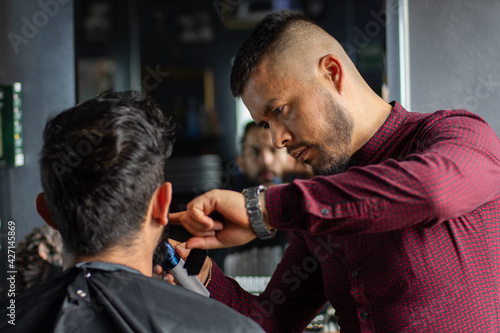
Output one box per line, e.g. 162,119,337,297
0,0,75,297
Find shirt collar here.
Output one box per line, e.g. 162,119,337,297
349,101,408,166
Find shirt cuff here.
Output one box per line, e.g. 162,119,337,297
265,183,303,230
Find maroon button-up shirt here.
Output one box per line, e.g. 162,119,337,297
208,102,500,332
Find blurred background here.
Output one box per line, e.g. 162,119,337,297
1,0,499,305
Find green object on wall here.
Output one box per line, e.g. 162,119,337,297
0,83,24,167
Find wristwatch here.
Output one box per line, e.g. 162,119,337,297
242,185,276,240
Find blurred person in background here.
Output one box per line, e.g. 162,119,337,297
235,121,312,190
15,224,64,292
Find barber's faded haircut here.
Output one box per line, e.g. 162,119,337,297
230,9,317,98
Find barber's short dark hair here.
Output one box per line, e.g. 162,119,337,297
39,90,176,256
230,9,316,98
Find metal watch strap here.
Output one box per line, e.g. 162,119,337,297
242,185,276,240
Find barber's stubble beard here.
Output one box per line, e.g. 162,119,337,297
294,90,354,176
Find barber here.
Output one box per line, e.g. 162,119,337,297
168,9,500,333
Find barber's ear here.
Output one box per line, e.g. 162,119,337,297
35,192,58,230
152,182,172,225
319,54,342,92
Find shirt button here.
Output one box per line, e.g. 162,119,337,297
351,270,359,278
360,311,369,319
321,208,329,215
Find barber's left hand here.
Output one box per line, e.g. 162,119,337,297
169,189,258,250
154,239,212,285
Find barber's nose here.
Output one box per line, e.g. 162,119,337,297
270,123,291,149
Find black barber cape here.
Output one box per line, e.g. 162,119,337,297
0,262,264,333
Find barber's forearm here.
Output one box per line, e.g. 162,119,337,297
265,118,500,235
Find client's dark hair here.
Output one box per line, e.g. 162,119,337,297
39,90,176,256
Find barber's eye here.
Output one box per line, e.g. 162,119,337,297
273,106,283,117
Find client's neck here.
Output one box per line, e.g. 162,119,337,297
75,244,154,277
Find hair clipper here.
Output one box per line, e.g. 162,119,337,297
160,242,210,298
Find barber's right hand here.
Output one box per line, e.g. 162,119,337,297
169,189,258,250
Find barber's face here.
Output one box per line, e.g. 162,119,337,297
242,60,353,175
239,127,292,185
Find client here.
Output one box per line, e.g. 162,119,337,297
0,91,264,333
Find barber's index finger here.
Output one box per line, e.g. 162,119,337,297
168,211,184,224
169,208,220,230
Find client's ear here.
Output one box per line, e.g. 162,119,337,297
35,192,58,230
152,182,172,225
